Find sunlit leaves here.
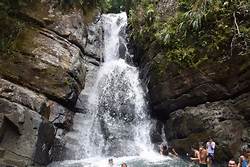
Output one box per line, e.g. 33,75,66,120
129,0,250,68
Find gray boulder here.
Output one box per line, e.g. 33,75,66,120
164,93,250,162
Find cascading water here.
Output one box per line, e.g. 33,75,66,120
49,13,196,167
79,12,152,158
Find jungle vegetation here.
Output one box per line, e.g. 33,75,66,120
128,0,250,68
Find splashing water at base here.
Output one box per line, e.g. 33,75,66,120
50,154,197,167
49,12,196,167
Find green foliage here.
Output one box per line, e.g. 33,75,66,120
129,0,250,68
128,0,157,46
105,0,137,13
0,11,25,52
79,0,137,13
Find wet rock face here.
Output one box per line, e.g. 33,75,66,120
0,78,74,166
0,18,86,109
0,97,43,166
47,12,88,50
147,54,250,119
131,0,250,163
0,0,100,166
164,93,250,162
144,55,250,163
84,22,103,63
140,38,250,163
132,0,250,117
34,122,55,165
0,78,46,112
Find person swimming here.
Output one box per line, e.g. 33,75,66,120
160,143,169,156
108,158,114,167
121,162,127,167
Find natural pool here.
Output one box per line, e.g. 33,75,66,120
49,12,199,167
49,152,198,167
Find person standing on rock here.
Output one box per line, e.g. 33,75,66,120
199,143,208,167
206,137,216,167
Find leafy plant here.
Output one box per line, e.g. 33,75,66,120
128,0,250,68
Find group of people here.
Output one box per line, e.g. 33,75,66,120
108,158,127,167
189,137,216,167
107,138,249,167
227,147,250,167
189,137,250,167
159,142,178,157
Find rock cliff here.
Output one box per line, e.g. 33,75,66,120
130,0,250,163
0,0,101,166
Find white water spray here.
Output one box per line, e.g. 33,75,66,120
49,12,193,167
80,12,152,158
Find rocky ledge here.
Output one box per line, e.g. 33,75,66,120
164,93,250,162
0,0,102,166
144,42,250,162
132,0,250,163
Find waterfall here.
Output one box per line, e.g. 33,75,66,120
78,12,151,158
49,12,192,167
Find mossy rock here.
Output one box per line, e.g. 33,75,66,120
0,11,25,51
0,20,85,108
0,50,77,105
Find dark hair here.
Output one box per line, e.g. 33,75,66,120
228,159,237,164
121,162,127,167
162,146,169,156
191,144,196,149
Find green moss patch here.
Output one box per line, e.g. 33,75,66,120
0,50,77,104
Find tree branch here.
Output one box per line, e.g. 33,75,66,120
233,12,240,35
